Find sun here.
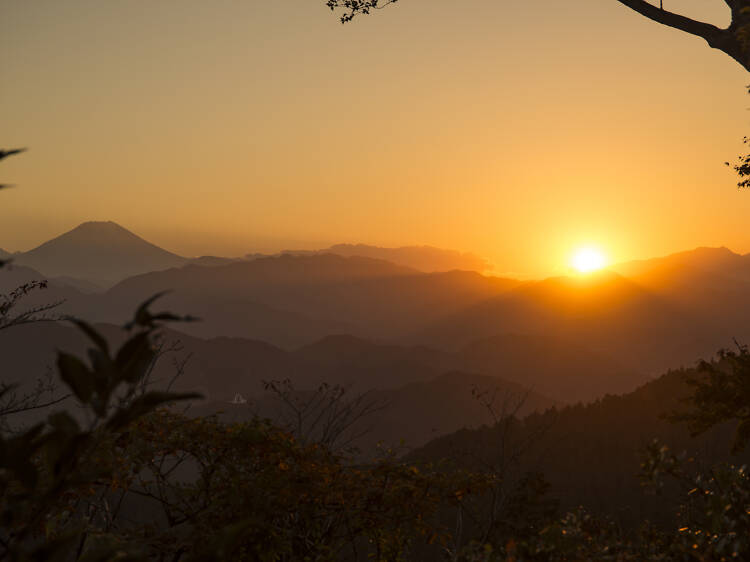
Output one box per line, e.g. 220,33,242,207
571,247,608,274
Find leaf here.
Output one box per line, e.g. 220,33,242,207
57,352,94,402
70,319,110,354
87,348,114,389
126,291,171,329
124,292,198,330
115,332,155,383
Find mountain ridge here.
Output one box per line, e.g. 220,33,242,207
14,221,187,286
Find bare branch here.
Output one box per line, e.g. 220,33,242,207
0,280,64,331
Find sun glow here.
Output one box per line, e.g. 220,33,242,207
571,247,608,274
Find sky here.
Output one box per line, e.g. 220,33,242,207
2,0,748,278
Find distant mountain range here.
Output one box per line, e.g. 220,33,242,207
409,364,750,528
0,322,620,405
197,371,556,453
85,253,517,347
3,220,750,392
3,222,495,288
0,322,559,449
4,222,750,529
265,243,492,273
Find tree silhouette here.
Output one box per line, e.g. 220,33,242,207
326,0,750,72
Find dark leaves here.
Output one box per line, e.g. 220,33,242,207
0,148,27,161
70,318,110,354
669,346,750,452
57,352,94,403
124,291,198,330
325,0,398,23
726,135,750,189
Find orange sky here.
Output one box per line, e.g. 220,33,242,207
2,0,748,278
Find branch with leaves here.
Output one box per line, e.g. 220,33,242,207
325,0,750,72
0,294,201,560
669,343,750,453
326,0,397,23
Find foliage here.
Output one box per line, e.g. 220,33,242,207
324,0,750,71
0,285,493,560
449,440,750,561
104,410,490,561
0,148,25,198
261,378,387,453
669,345,750,453
727,135,750,189
0,281,64,332
325,0,397,23
640,439,750,560
0,295,199,560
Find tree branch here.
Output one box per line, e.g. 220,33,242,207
614,0,750,70
615,0,722,38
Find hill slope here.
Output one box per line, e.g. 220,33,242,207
416,268,735,374
410,366,750,528
80,254,518,346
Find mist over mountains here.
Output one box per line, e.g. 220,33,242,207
4,220,750,397
4,220,750,545
267,243,492,273
4,222,496,289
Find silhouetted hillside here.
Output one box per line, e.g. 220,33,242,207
0,264,84,307
612,246,750,280
410,366,750,528
0,320,641,407
611,247,750,349
196,371,556,452
272,244,492,273
79,255,518,346
459,334,646,403
416,269,731,375
187,256,241,267
6,242,750,393
14,222,187,286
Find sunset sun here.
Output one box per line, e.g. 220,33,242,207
571,247,608,274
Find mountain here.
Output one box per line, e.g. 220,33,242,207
415,268,736,375
0,264,85,310
0,248,10,260
270,244,492,273
187,256,241,267
458,334,646,403
0,318,641,410
202,371,556,453
7,238,749,388
410,366,750,529
13,222,187,286
611,246,750,281
610,247,750,311
0,321,558,452
80,255,519,346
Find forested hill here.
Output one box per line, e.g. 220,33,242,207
409,366,750,529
